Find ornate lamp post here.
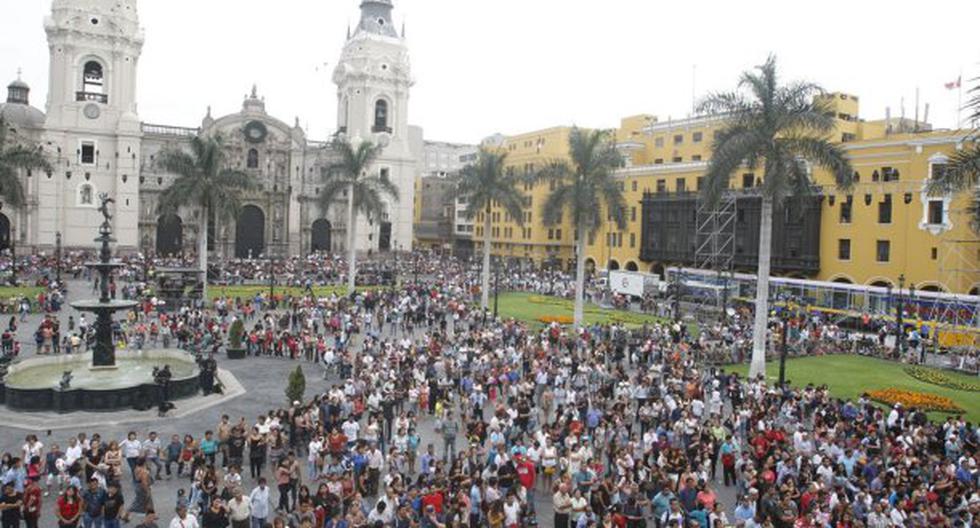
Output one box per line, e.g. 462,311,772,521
896,274,906,357
56,231,62,284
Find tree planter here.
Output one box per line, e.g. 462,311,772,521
226,347,246,360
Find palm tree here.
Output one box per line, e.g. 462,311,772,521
318,136,398,294
928,77,980,232
0,117,51,207
157,134,257,299
456,148,525,311
699,55,854,379
540,128,626,326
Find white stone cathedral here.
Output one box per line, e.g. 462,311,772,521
0,0,418,258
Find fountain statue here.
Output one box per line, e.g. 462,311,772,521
0,193,203,412
73,193,138,368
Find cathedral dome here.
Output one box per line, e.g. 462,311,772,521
0,77,45,130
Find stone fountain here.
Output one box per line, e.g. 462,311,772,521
0,194,201,412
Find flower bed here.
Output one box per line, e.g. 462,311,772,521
904,366,980,393
538,315,574,325
527,295,660,326
867,388,964,414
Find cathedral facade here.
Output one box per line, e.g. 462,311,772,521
0,0,417,258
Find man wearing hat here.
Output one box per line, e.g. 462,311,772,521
168,503,198,528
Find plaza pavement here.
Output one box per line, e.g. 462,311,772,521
0,278,741,527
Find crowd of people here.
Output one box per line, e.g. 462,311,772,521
0,251,975,528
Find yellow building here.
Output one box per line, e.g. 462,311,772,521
478,93,979,295
472,127,578,267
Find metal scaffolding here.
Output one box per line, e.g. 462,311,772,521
686,192,738,319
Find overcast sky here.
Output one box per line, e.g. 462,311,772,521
2,0,978,145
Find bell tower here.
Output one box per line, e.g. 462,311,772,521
40,0,144,250
333,0,416,253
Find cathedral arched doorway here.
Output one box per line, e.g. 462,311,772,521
0,213,9,252
311,219,331,253
235,205,265,259
156,214,183,257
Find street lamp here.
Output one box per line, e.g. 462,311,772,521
896,274,906,357
493,255,500,319
55,231,62,284
778,298,799,387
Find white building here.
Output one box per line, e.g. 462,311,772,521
0,0,420,259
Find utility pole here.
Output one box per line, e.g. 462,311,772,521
268,250,275,300
778,301,791,387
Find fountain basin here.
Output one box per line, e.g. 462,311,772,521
1,349,200,412
71,299,140,311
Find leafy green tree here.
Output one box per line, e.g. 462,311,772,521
928,77,980,232
0,117,51,207
285,365,306,405
157,135,257,299
539,128,626,326
318,136,398,294
699,55,854,378
228,318,245,349
456,148,525,310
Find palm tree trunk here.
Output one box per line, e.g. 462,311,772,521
346,184,357,295
199,206,209,302
750,195,774,379
480,204,491,310
573,226,587,327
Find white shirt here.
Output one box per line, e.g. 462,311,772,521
169,514,199,528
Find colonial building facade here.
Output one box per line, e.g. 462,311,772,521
0,0,418,259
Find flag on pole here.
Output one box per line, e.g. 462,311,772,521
945,76,961,90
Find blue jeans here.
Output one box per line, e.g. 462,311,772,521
251,517,266,528
82,514,103,528
104,519,121,528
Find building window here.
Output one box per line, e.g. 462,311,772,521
629,233,636,248
691,155,702,162
656,180,666,193
555,229,562,241
631,180,637,192
838,239,851,260
673,134,684,145
931,163,948,181
654,158,664,165
692,132,703,143
928,200,944,224
876,240,890,263
878,195,892,224
742,173,755,189
840,196,852,224
654,137,664,148
931,247,938,260
380,167,390,182
696,177,704,191
373,99,389,132
672,156,683,163
247,148,259,169
630,207,636,222
80,142,96,165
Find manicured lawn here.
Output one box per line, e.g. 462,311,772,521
495,292,673,329
725,355,980,423
0,286,46,299
207,284,382,301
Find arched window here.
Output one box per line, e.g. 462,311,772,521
79,183,94,205
373,99,389,133
82,61,104,94
247,148,259,169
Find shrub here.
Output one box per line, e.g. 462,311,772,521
904,366,980,393
285,365,306,405
228,319,245,349
867,388,964,414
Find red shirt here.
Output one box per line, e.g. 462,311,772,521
57,496,80,522
516,460,536,489
421,491,444,514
